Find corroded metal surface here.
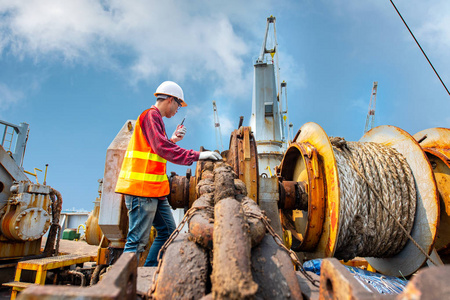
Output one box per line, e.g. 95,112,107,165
17,252,137,299
400,264,450,299
212,197,257,299
361,125,439,276
242,197,266,247
153,233,209,299
188,194,214,249
281,122,339,257
279,180,297,210
0,145,29,212
226,127,259,202
427,154,450,253
414,127,450,151
296,271,320,300
213,164,236,203
1,180,55,259
136,267,157,297
319,258,380,300
168,174,189,209
414,128,450,254
251,235,303,299
0,239,41,259
280,142,325,252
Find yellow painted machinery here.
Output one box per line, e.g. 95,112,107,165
278,123,441,277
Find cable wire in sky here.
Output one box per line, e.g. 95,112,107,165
390,0,450,96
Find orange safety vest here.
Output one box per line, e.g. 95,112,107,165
115,108,170,197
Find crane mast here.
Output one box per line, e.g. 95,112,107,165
364,81,378,133
250,15,289,176
212,101,224,152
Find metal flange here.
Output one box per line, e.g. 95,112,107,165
226,127,259,202
279,141,326,252
361,125,439,276
414,127,450,254
279,122,340,257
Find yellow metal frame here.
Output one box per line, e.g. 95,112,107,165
24,168,42,184
7,254,95,299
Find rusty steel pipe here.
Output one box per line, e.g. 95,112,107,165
188,194,214,249
197,178,215,196
279,180,308,210
212,197,258,299
213,164,236,204
251,235,303,299
168,175,190,209
241,197,266,247
153,233,209,299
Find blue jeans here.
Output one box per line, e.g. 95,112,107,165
123,195,176,267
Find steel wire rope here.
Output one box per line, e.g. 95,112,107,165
390,0,450,96
331,137,439,266
331,139,417,260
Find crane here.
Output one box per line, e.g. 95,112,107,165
364,81,378,133
212,101,224,152
250,15,291,176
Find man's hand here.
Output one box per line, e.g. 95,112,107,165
171,125,186,143
199,151,222,161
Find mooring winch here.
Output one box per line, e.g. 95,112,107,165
277,122,440,277
157,122,444,277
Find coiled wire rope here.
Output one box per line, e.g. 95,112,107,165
330,138,417,261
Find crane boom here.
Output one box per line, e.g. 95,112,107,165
212,101,224,151
364,81,378,133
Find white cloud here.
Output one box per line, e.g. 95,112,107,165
279,49,307,90
0,0,275,98
413,1,450,82
0,82,24,114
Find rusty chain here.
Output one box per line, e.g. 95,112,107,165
245,211,321,287
149,205,214,297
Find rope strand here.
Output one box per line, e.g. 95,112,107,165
332,139,417,260
331,138,438,266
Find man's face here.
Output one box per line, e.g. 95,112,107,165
168,96,181,118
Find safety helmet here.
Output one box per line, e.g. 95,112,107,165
154,81,187,107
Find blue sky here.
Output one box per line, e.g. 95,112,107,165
1,0,449,211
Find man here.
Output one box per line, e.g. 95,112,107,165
115,81,221,266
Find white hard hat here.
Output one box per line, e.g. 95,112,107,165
154,81,187,107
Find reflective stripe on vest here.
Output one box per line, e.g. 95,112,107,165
118,170,167,183
124,151,167,163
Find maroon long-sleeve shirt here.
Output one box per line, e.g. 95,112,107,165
140,106,200,165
